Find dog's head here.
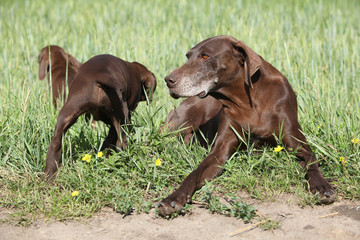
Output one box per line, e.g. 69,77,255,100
133,62,157,102
38,45,82,80
164,36,262,99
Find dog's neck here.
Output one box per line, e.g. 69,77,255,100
212,81,252,110
221,91,250,110
215,68,263,109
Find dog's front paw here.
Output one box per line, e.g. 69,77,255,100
318,188,336,204
307,173,336,204
158,192,190,217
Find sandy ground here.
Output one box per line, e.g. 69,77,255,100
1,196,359,240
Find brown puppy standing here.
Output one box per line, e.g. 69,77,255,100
38,45,82,108
162,96,222,147
44,54,156,181
159,35,335,216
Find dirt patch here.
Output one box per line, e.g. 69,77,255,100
333,205,360,221
1,197,359,240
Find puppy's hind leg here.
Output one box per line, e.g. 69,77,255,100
43,99,87,181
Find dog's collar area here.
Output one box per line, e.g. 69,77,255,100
208,92,241,109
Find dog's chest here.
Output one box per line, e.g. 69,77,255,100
223,105,273,137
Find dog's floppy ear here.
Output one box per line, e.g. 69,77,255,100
38,48,49,80
232,41,262,89
141,72,157,101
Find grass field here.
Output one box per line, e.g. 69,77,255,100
0,0,359,223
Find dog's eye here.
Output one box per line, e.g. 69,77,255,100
201,54,209,60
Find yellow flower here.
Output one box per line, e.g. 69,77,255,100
273,145,283,153
155,158,162,166
97,151,103,158
71,191,80,197
351,138,360,144
339,157,346,166
82,154,91,162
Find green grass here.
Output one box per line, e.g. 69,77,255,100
0,0,359,223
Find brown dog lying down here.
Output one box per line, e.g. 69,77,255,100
162,96,223,147
38,45,82,108
159,35,335,216
43,54,156,181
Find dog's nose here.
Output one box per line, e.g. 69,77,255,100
164,75,177,84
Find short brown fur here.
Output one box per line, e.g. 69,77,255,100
159,36,335,216
43,54,156,181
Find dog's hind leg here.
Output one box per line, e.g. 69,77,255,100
43,99,88,181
